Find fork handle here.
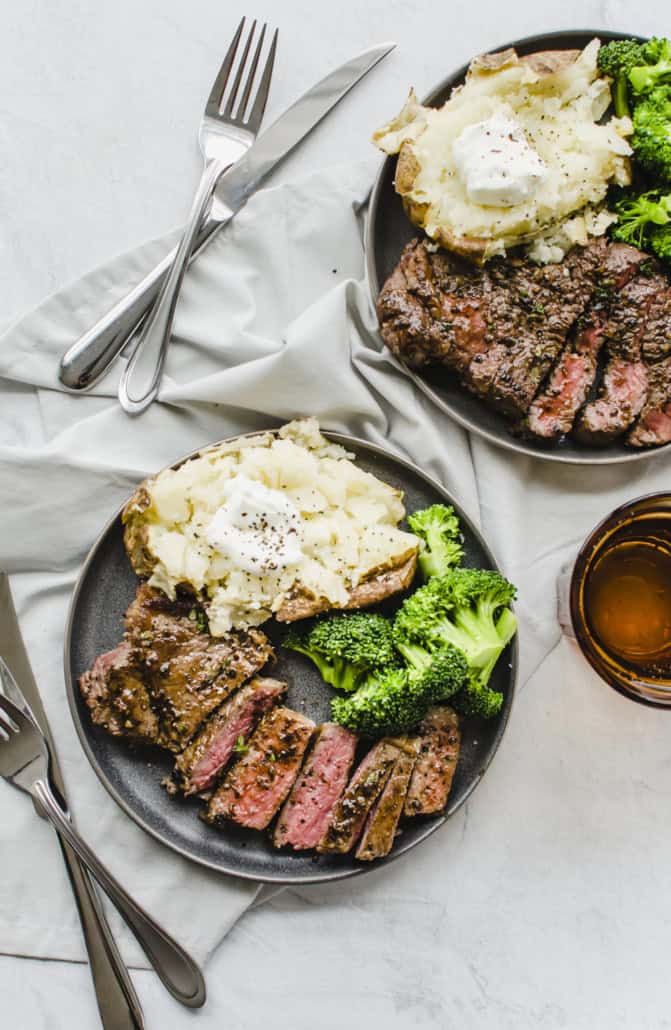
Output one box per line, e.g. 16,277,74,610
59,837,145,1029
118,158,231,415
32,778,206,1009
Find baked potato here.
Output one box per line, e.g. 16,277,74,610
373,40,632,263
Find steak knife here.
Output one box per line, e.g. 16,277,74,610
58,42,395,395
0,573,144,1030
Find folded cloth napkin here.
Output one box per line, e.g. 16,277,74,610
0,158,669,968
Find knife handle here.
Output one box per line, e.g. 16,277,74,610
57,212,222,392
59,837,146,1030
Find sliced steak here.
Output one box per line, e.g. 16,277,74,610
79,641,159,744
404,707,461,816
573,270,666,444
641,286,671,363
273,723,358,850
483,242,606,416
526,324,605,440
355,737,420,861
574,359,648,444
206,707,314,830
125,585,273,751
524,243,647,440
174,678,287,795
317,739,404,854
275,553,417,623
628,355,671,447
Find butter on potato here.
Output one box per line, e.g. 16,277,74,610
374,40,632,263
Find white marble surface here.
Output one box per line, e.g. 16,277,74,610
3,1,671,1028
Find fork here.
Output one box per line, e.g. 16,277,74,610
0,678,206,1009
117,17,277,415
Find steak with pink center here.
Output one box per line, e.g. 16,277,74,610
206,707,314,830
273,723,358,850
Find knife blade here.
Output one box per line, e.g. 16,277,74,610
58,41,395,391
0,573,144,1030
211,40,396,217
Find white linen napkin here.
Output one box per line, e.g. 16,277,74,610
0,158,668,968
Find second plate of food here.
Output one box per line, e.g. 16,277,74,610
65,420,517,883
366,30,671,465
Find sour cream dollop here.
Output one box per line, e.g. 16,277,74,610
205,475,303,576
452,115,547,208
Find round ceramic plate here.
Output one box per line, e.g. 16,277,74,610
64,430,517,884
365,29,670,466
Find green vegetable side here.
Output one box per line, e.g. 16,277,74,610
598,37,671,262
284,504,517,737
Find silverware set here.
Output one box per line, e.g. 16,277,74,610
58,17,394,414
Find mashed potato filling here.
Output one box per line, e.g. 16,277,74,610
129,419,418,634
374,40,632,260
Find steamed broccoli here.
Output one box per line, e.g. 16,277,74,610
394,639,468,702
629,37,671,96
407,504,464,580
330,638,467,736
330,668,425,736
284,612,398,693
393,567,517,719
597,38,648,117
630,89,671,183
611,188,671,260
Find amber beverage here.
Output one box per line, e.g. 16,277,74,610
569,493,671,706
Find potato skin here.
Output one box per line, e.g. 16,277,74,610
122,484,156,579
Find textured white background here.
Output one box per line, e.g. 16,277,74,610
2,2,671,1028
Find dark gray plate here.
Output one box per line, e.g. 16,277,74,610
365,29,670,466
64,431,517,883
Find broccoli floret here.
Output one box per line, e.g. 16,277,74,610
331,667,430,736
407,504,464,580
630,89,671,183
451,607,517,718
611,187,671,248
629,37,671,96
395,639,467,702
597,38,648,116
611,188,671,262
393,567,517,719
284,612,397,693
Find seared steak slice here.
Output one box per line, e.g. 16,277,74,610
524,243,647,440
641,286,671,363
317,739,404,854
575,358,648,444
273,723,358,850
207,707,314,830
484,242,605,415
629,355,671,447
355,737,420,861
79,641,159,744
526,325,604,440
174,678,287,795
275,554,417,623
125,585,273,751
404,707,461,816
376,239,488,371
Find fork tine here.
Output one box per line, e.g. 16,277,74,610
246,27,278,132
235,22,266,121
223,19,258,118
0,699,18,733
204,16,245,117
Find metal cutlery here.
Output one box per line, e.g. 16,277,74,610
58,41,396,396
0,575,144,1030
0,665,206,1009
118,16,277,415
